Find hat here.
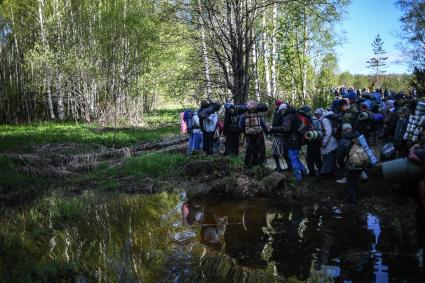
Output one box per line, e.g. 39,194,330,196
314,108,324,116
275,99,284,107
342,123,352,131
299,106,312,115
348,91,357,101
278,103,288,112
331,99,339,109
395,92,405,101
224,103,234,110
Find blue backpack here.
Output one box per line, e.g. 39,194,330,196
183,110,194,131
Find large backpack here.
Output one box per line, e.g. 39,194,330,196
245,113,263,135
203,113,218,133
394,117,408,148
183,110,193,132
323,114,342,139
229,115,239,132
296,113,313,145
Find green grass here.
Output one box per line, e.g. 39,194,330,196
79,152,189,190
0,156,44,188
0,109,184,153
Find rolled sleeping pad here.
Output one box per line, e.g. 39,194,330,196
373,113,385,123
198,102,221,118
380,143,396,161
234,103,268,114
358,111,370,121
382,158,425,182
414,101,425,116
304,130,322,140
360,100,372,111
357,134,378,166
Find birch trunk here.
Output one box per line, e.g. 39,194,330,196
198,0,212,99
38,0,56,119
262,13,272,98
53,0,65,120
252,41,261,101
271,3,278,98
301,5,308,103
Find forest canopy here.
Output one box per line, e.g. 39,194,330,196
0,0,413,124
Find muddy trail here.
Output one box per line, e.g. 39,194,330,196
0,136,424,282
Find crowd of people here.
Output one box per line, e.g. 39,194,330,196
181,87,425,205
181,87,425,278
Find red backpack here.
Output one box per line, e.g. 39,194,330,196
296,113,313,145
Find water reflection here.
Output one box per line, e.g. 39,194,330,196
367,213,389,282
0,193,423,282
192,198,423,282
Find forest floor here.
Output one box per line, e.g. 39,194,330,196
0,115,423,281
0,117,419,239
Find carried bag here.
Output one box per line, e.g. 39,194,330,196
322,114,342,139
245,113,263,135
203,113,218,133
296,113,313,144
348,143,369,168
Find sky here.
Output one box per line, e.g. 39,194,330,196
336,0,409,74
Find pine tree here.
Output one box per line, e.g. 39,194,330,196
366,34,388,85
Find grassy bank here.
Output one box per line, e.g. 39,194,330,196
0,108,183,153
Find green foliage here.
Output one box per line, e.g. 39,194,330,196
412,67,425,97
0,192,182,282
0,0,199,122
0,108,182,153
0,155,46,199
366,34,389,85
396,0,425,69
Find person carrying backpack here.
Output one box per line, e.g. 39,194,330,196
320,110,340,178
270,101,292,172
199,100,219,155
187,111,203,155
278,105,307,181
305,107,323,176
223,103,241,155
238,101,269,169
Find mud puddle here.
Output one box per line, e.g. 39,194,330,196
175,197,424,282
1,191,423,282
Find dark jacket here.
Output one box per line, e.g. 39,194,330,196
270,108,286,136
223,110,240,135
279,107,301,149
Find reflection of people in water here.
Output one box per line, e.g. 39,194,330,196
182,203,205,225
272,206,313,281
201,216,228,244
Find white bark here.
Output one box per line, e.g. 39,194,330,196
262,13,272,98
198,0,212,99
38,0,55,119
53,0,65,120
271,3,278,98
301,5,308,103
252,41,261,101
